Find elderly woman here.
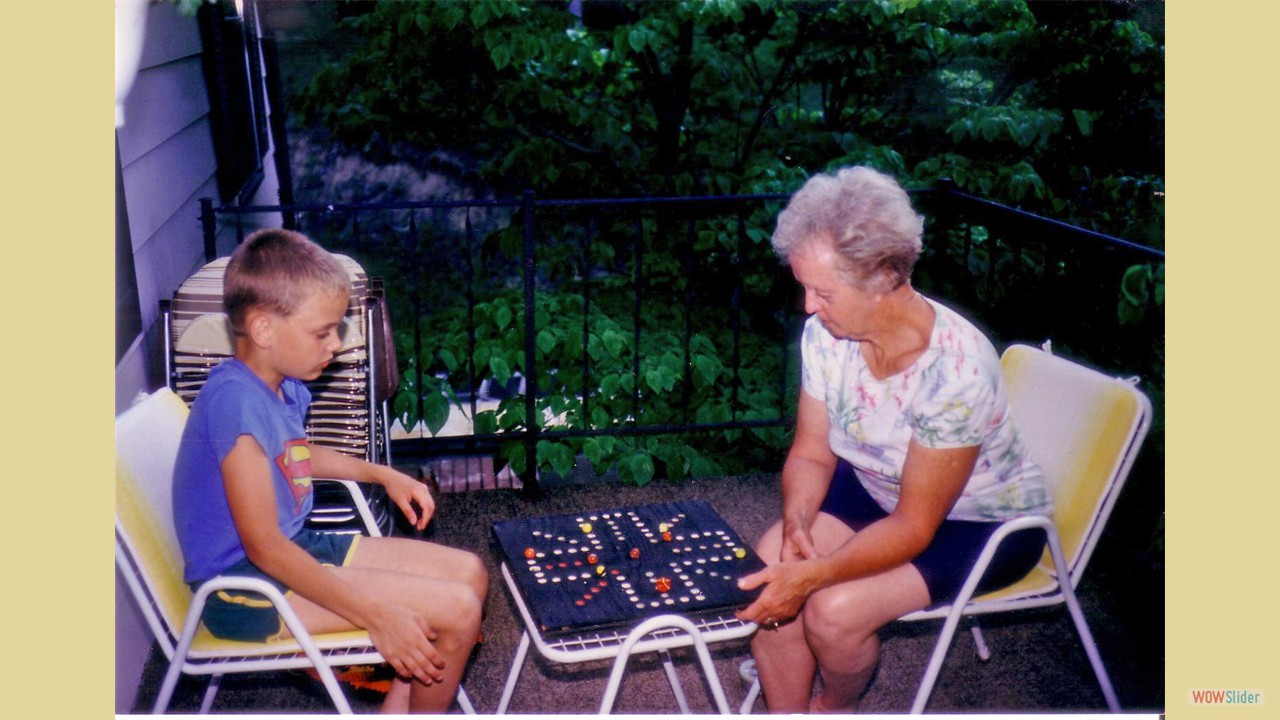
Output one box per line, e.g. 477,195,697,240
736,166,1051,713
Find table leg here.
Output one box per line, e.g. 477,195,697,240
496,630,532,715
599,614,732,714
660,649,692,714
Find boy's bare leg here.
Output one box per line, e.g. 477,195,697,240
287,537,488,712
351,536,490,602
380,678,411,714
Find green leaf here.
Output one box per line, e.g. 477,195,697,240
491,44,512,71
644,367,676,394
536,329,557,354
495,305,514,330
439,347,459,372
693,354,722,386
490,356,512,384
603,329,627,358
627,453,655,486
442,6,466,30
538,440,576,478
423,392,451,436
583,437,613,466
1073,109,1094,137
502,442,526,477
628,28,646,53
474,410,498,435
393,391,417,428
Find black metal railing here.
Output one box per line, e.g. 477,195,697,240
200,184,1164,494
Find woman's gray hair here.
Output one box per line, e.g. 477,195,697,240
771,166,924,294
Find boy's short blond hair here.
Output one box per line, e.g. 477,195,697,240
224,229,351,334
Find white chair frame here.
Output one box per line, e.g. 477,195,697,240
115,389,474,714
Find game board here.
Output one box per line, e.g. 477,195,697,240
492,500,768,637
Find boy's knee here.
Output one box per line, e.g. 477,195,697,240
444,584,484,639
460,551,489,599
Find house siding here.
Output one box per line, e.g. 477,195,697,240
115,1,283,711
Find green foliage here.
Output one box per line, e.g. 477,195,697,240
1118,262,1165,327
172,0,216,17
390,208,795,485
285,0,1163,483
293,0,1162,239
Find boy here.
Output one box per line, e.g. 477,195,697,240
173,229,486,713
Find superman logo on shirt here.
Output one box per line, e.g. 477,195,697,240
276,439,314,512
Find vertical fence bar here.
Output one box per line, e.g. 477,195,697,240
465,210,479,436
681,217,696,423
409,211,425,438
730,213,745,421
581,215,593,427
631,215,644,426
200,198,218,261
521,191,540,494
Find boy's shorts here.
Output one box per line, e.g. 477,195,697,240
194,529,361,643
818,459,1046,605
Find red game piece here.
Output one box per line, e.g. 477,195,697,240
629,548,640,559
524,547,536,559
655,577,672,593
587,553,599,565
662,531,673,542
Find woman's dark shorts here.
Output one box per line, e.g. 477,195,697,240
193,529,361,643
818,459,1045,605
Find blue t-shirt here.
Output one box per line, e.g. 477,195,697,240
173,359,315,584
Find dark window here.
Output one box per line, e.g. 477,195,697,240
198,0,268,204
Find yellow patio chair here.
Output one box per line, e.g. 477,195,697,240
115,387,474,714
739,342,1152,713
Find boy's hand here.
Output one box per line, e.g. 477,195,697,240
380,468,437,531
309,446,437,529
366,601,446,684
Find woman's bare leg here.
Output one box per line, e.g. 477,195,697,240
749,512,930,713
800,560,930,712
749,512,857,712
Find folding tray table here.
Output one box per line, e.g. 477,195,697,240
496,563,758,714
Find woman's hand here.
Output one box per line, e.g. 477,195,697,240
364,599,447,685
780,513,820,562
735,558,823,627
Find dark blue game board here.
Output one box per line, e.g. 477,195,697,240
492,500,767,637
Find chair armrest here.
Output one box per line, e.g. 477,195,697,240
314,476,384,537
